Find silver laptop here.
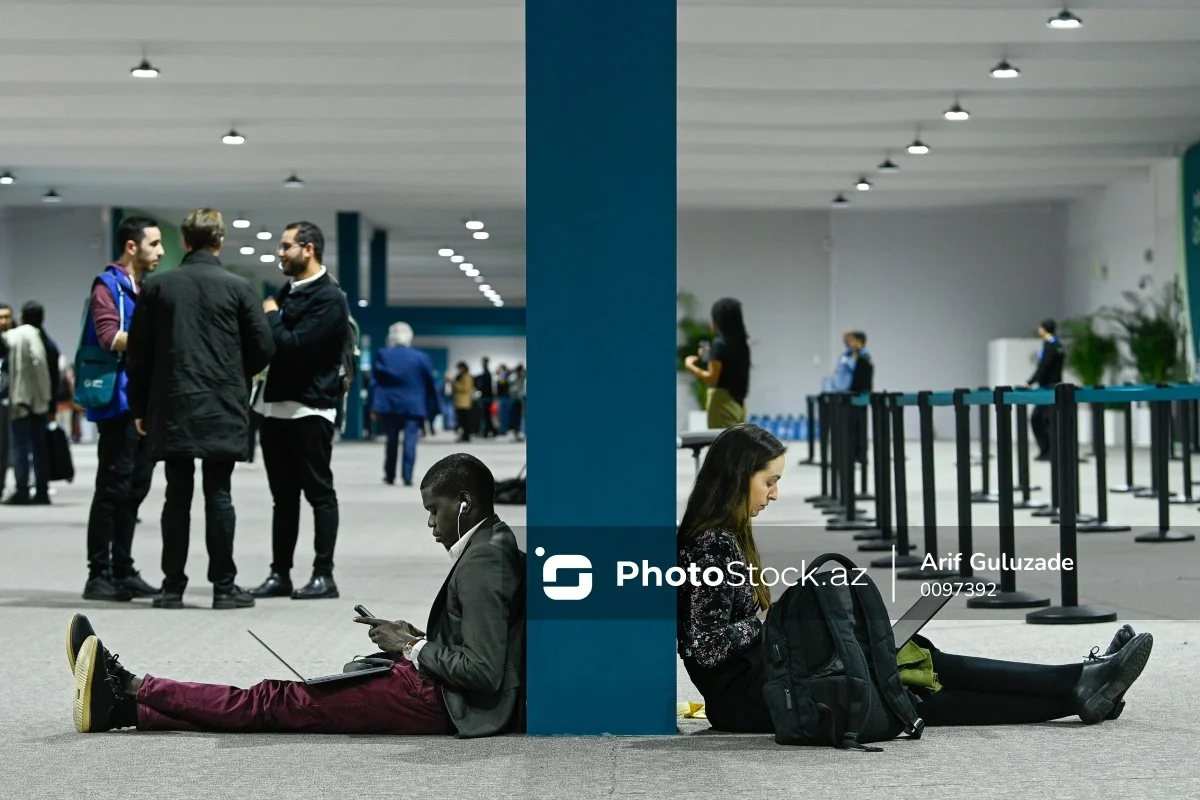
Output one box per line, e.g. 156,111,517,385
891,592,953,649
247,630,392,685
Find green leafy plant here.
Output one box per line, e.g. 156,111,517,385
1101,276,1189,384
1061,315,1119,387
677,291,711,408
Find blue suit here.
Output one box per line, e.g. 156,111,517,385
370,345,439,485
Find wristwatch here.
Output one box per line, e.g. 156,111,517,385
403,639,421,661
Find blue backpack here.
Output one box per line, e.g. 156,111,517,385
73,282,125,410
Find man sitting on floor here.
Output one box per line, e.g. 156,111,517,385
66,453,526,738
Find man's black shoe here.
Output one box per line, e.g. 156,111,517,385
1100,624,1137,719
152,591,185,609
292,575,339,600
249,572,293,598
82,575,133,603
72,635,137,733
213,584,255,610
31,494,51,505
2,493,30,505
118,571,160,598
1073,632,1153,724
66,613,96,673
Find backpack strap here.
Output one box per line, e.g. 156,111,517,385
846,573,925,739
808,580,878,751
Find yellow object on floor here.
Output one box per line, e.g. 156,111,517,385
676,701,707,719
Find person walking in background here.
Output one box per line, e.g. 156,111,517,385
495,364,511,436
475,357,496,438
126,208,275,610
2,301,59,506
684,297,751,429
453,362,476,442
1028,318,1064,461
846,330,874,465
370,322,439,487
508,364,525,441
79,215,164,602
0,303,13,500
249,222,350,602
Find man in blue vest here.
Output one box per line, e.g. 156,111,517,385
80,216,164,602
830,330,855,392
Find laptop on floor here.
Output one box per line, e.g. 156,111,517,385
247,630,393,685
891,591,954,649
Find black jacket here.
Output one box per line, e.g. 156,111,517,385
849,351,874,393
262,271,349,410
126,250,275,461
1029,338,1065,387
419,516,526,738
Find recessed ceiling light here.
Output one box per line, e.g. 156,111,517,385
240,246,255,255
493,300,504,307
480,284,492,292
460,262,473,270
439,248,454,257
0,171,15,185
233,218,251,228
1047,9,1082,29
222,129,245,145
357,299,369,308
475,276,485,283
465,268,480,277
944,101,969,121
257,230,272,241
472,231,489,240
465,220,484,230
260,254,276,263
831,193,849,207
856,177,871,191
907,138,930,155
990,59,1020,79
451,255,465,263
42,189,62,203
283,173,305,188
130,58,159,78
877,158,899,173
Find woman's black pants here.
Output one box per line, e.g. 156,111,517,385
916,650,1083,726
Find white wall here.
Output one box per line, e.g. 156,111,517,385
0,205,110,360
411,335,526,379
677,209,832,423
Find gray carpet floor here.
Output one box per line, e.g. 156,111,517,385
2,436,1197,798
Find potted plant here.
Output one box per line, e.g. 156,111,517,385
1061,314,1120,448
677,291,711,411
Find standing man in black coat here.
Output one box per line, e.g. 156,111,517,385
248,221,350,601
126,209,275,610
1028,318,1065,460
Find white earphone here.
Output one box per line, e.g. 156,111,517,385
457,500,467,538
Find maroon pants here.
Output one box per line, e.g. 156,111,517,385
136,658,455,735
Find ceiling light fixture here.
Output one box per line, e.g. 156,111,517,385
260,254,276,263
990,59,1020,79
233,218,251,229
877,158,899,173
907,137,930,155
476,277,486,284
856,177,872,191
357,299,369,308
480,284,492,292
1047,9,1082,29
0,171,15,185
439,248,454,257
465,220,484,230
472,231,489,240
493,300,504,307
451,255,465,263
240,246,255,255
831,193,849,207
283,173,305,188
465,268,480,277
257,230,272,241
222,129,245,145
944,101,970,121
43,189,62,203
130,58,159,78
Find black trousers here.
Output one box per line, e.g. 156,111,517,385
1031,405,1051,456
161,458,237,593
260,415,339,577
86,413,154,579
479,397,496,437
456,406,474,441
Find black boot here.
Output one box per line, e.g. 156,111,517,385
82,574,133,603
117,571,161,599
292,574,339,600
1073,632,1153,724
249,572,293,598
72,635,138,733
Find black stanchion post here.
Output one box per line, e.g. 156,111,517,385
1014,399,1045,508
859,393,899,549
873,394,920,567
1111,395,1143,493
1169,399,1196,504
1134,399,1167,500
802,395,817,465
898,392,960,580
1027,383,1117,624
1032,402,1059,518
859,397,874,501
1078,392,1130,534
972,387,999,503
1136,396,1195,543
953,389,979,579
808,395,835,505
828,394,875,532
968,387,1050,609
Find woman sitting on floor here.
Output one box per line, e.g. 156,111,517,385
677,423,1153,733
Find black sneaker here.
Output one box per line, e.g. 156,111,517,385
82,574,133,603
117,571,161,598
152,590,185,609
72,636,136,733
65,613,96,674
1,493,30,506
213,584,255,610
1073,632,1153,724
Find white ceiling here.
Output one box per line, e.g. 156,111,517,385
2,0,1200,302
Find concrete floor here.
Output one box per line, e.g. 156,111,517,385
1,436,1197,799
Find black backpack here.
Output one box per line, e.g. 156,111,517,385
495,465,526,505
760,553,925,751
337,313,361,397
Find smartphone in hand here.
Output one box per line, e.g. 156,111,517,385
354,604,374,619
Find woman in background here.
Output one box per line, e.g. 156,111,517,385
684,297,750,429
452,362,476,442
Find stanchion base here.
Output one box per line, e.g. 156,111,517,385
1026,605,1118,625
871,554,924,569
1134,490,1181,500
1050,514,1099,525
1078,521,1132,534
971,492,1000,504
896,566,963,581
1135,530,1196,543
852,529,887,540
822,506,866,517
1031,507,1059,518
858,494,876,502
1016,485,1042,493
967,591,1051,610
827,519,878,532
1014,500,1050,510
1169,496,1200,505
1109,485,1147,494
858,540,912,553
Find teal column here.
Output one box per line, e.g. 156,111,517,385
370,229,387,308
337,212,364,441
1182,144,1200,369
110,208,124,262
525,0,678,735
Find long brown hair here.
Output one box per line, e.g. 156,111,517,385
678,423,786,611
